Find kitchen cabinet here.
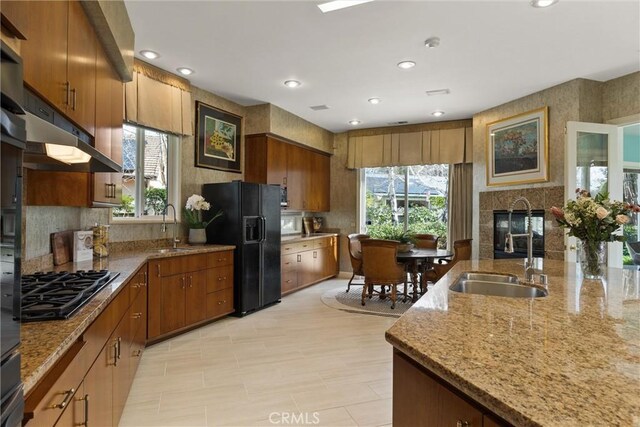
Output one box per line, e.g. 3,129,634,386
24,265,147,427
0,1,28,40
393,350,508,427
20,0,97,135
280,236,337,295
93,40,124,206
147,251,234,341
245,133,331,212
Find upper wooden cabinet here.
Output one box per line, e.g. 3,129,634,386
20,0,97,136
245,134,331,212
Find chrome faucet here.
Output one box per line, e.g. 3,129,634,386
161,203,180,249
504,197,537,285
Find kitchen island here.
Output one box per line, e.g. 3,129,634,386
386,258,640,427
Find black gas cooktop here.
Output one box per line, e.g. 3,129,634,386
20,270,119,322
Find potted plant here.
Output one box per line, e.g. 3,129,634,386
369,224,416,252
183,194,222,244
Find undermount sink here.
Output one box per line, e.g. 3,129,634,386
152,247,194,254
450,272,548,298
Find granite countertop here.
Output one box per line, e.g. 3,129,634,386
386,259,640,427
281,232,338,243
20,244,235,396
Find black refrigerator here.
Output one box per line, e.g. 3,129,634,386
202,181,281,316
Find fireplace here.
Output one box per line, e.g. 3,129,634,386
493,210,545,259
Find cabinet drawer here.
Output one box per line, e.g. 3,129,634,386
281,253,297,272
24,340,87,427
313,237,331,249
207,250,233,268
130,288,146,339
206,265,234,293
206,288,234,318
282,242,303,254
129,268,147,305
281,269,297,293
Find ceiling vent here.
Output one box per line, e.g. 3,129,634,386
388,121,409,125
426,88,450,96
310,105,330,111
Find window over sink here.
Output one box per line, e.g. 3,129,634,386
111,124,180,222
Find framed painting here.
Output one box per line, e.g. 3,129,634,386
195,101,242,173
486,106,549,186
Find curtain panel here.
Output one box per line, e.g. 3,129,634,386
447,163,473,250
124,60,193,136
347,127,472,168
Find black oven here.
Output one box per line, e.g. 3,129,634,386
1,40,25,427
493,210,545,259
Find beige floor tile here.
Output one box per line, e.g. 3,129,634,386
121,279,394,427
345,398,392,427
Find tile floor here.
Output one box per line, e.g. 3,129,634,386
119,279,397,427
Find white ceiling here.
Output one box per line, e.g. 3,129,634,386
124,1,640,133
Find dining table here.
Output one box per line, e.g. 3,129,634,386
396,248,453,302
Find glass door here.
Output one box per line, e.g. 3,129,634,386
565,122,622,266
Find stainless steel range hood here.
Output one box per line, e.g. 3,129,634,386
22,89,122,173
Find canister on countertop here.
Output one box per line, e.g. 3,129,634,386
93,223,110,258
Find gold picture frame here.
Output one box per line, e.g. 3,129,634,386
486,106,549,187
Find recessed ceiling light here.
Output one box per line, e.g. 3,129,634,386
140,50,159,60
177,67,194,76
530,0,558,7
349,120,361,126
317,0,373,13
397,61,416,69
368,98,381,105
424,37,440,49
426,88,450,96
284,80,301,88
432,111,445,117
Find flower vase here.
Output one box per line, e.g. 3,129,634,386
579,240,606,280
189,228,207,245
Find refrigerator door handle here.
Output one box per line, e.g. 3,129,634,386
260,216,267,242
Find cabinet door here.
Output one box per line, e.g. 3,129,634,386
20,0,69,111
286,145,306,210
267,137,288,186
93,41,113,204
185,270,208,326
109,75,124,204
317,153,331,212
66,0,97,135
84,344,114,427
160,274,187,335
393,352,483,427
297,250,315,288
112,311,132,425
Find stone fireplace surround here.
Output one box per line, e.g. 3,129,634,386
478,186,565,260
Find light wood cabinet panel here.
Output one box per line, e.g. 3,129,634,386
20,0,69,111
393,351,484,427
206,288,234,318
66,0,96,135
266,137,288,186
185,269,208,326
112,311,132,424
287,144,306,210
160,274,187,335
206,264,234,293
83,345,113,427
281,237,337,295
0,0,28,39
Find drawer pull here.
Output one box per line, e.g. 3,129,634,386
133,349,142,357
79,393,89,426
217,276,227,281
51,388,75,409
217,300,227,305
286,280,292,283
132,312,142,319
218,258,225,262
456,421,470,427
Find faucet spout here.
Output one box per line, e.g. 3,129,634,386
505,196,535,284
162,203,180,249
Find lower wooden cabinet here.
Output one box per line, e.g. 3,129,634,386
148,251,234,341
281,236,337,295
393,351,510,427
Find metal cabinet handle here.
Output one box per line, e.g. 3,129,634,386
456,421,470,427
143,271,147,284
218,276,227,281
133,349,142,357
189,275,193,288
297,254,301,262
117,337,122,360
51,388,75,409
113,340,119,366
70,88,77,110
218,258,225,262
313,251,317,259
181,276,186,289
65,81,71,106
78,394,89,426
156,264,161,277
132,312,142,319
217,300,226,305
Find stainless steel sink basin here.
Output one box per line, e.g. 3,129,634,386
152,247,194,254
450,272,548,298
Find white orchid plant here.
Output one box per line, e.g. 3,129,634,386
550,189,639,242
183,194,222,229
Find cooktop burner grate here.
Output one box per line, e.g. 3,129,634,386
20,270,119,322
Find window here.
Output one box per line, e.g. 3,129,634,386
360,165,449,247
112,124,180,221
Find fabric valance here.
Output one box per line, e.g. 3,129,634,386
347,127,472,168
124,60,192,136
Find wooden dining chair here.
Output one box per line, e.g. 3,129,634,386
346,234,370,292
360,239,407,309
423,239,472,284
414,234,439,249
